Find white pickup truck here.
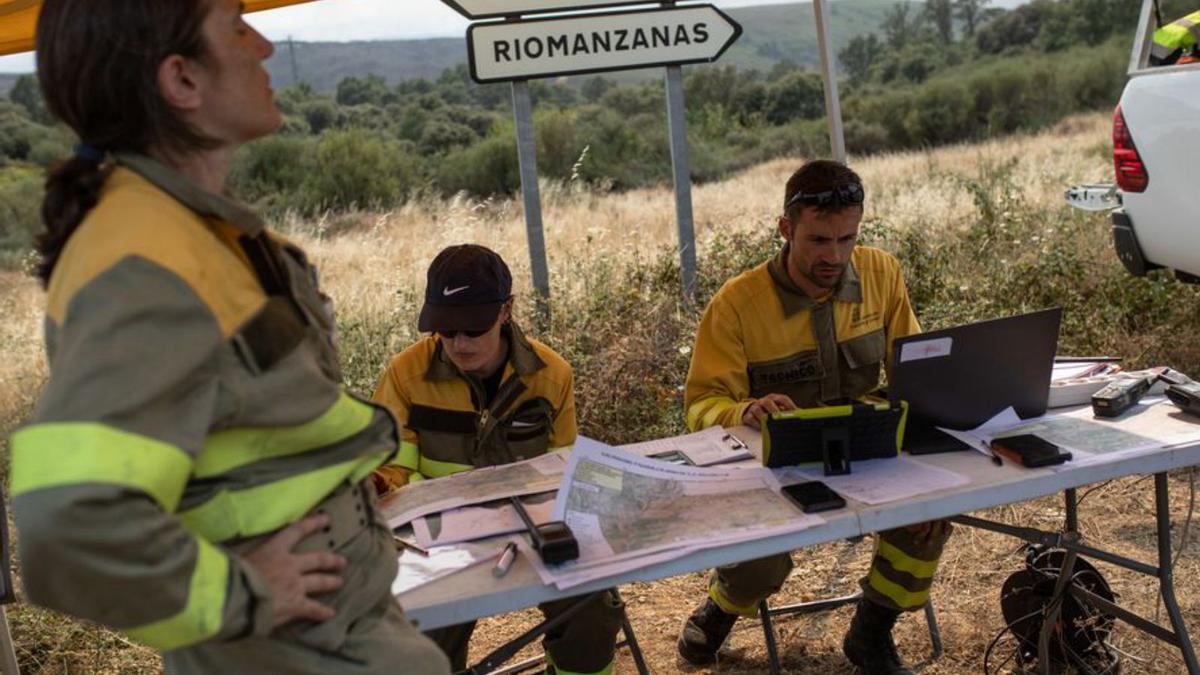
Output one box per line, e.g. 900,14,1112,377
1067,0,1200,283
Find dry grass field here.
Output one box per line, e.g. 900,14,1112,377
4,112,1200,673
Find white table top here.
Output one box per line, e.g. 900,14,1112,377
398,406,1200,631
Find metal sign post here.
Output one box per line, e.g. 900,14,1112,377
664,64,697,303
510,79,552,323
812,0,846,163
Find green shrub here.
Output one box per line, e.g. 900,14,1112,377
435,132,520,196
0,166,43,267
297,129,425,214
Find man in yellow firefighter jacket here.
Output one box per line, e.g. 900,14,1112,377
372,244,623,675
676,160,951,675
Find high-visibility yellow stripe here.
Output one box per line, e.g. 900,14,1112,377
544,650,614,675
178,452,389,542
418,455,474,479
687,397,734,431
389,441,420,469
10,423,192,512
196,392,375,478
708,581,760,617
876,539,940,579
125,538,228,650
551,445,573,455
866,568,930,611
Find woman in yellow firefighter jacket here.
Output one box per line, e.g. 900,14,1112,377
9,1,448,673
371,245,624,675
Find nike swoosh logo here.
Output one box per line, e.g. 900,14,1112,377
443,285,470,296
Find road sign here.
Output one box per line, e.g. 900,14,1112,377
443,0,650,20
467,5,742,83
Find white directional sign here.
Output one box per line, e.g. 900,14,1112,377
467,5,742,83
443,0,648,20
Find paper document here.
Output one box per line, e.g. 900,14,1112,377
412,492,557,548
379,453,566,528
620,426,753,466
991,399,1200,467
539,437,822,589
937,407,1022,461
777,456,970,505
392,540,505,596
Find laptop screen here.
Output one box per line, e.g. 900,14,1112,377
890,308,1062,430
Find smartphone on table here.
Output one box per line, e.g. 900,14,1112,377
781,481,847,513
990,434,1072,467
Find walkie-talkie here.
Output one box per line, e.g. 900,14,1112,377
1166,383,1200,417
1092,374,1155,418
510,496,579,565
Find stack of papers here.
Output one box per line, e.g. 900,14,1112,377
379,453,566,528
411,492,556,548
392,540,506,596
619,426,753,466
775,457,969,505
533,437,823,590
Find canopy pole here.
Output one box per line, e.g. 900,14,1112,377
812,0,846,164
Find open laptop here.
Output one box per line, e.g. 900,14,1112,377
889,308,1063,454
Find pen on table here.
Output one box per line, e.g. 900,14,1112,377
393,536,430,557
492,542,518,578
722,432,748,450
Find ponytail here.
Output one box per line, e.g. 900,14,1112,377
35,155,112,287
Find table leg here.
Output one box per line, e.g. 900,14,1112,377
759,600,783,675
1156,472,1200,674
620,610,650,675
1064,487,1078,534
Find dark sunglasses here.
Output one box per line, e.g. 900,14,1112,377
785,183,865,211
438,328,491,339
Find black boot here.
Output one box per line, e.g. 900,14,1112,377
842,599,914,675
677,597,739,665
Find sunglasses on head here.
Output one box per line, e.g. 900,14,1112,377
785,183,865,211
438,328,491,339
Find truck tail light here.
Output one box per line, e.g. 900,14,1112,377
1113,105,1149,193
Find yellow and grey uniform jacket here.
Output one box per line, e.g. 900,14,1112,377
372,324,577,481
1153,10,1200,63
685,245,920,429
9,156,396,651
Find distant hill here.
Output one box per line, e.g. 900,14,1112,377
265,0,918,92
0,73,19,96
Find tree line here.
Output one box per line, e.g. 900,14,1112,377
0,0,1183,263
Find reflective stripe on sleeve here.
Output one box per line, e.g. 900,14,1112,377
390,441,420,469
196,392,375,479
687,397,735,431
11,423,192,512
417,455,475,479
125,538,228,650
178,451,389,542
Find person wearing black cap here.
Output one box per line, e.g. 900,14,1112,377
371,244,624,675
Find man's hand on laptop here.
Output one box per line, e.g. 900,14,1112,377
743,394,798,430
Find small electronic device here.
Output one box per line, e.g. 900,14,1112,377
1166,383,1200,417
781,481,847,513
762,398,907,475
510,496,578,565
990,434,1072,468
1091,374,1155,418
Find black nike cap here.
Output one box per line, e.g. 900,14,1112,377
418,244,513,333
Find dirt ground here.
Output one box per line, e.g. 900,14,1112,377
464,471,1200,674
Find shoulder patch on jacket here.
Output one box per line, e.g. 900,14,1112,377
46,168,266,337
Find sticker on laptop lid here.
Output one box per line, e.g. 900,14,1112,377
900,337,953,363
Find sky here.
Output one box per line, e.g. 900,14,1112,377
0,0,1029,73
